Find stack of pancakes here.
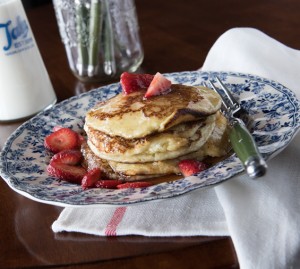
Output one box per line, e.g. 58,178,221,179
82,84,231,181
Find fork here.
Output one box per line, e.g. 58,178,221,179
205,77,267,178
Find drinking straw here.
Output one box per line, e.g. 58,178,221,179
75,0,89,76
88,0,102,76
75,0,116,78
102,0,116,76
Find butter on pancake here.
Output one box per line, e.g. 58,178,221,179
85,85,221,139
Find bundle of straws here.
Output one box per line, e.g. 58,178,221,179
76,0,116,77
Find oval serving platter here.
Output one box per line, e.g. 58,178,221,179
0,71,300,207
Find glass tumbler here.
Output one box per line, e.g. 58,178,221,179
52,0,144,82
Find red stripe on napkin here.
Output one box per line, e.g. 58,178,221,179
105,207,127,236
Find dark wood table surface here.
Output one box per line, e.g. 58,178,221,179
1,1,300,268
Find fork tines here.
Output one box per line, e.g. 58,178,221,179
206,77,241,116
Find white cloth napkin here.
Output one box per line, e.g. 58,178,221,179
52,28,300,269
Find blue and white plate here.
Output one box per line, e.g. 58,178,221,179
1,71,300,207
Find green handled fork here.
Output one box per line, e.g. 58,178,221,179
205,77,267,178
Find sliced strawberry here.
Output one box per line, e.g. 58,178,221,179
178,159,208,177
144,72,172,98
120,72,154,94
52,126,86,145
94,179,123,189
44,127,80,153
47,162,87,184
50,150,83,166
116,181,152,189
81,168,102,190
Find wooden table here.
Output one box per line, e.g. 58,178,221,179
1,1,300,268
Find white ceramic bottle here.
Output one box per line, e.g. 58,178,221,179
0,0,56,121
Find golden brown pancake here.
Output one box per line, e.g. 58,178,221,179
82,83,229,181
82,112,230,180
85,85,222,139
84,114,216,163
81,142,163,181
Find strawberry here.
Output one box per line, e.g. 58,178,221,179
120,72,154,94
178,159,208,177
81,168,102,189
50,150,83,166
52,126,86,145
44,127,80,153
94,179,123,189
144,72,172,98
47,162,86,184
116,181,152,189
77,134,86,145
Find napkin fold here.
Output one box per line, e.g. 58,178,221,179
52,189,228,237
52,28,300,269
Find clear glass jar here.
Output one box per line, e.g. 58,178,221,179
53,0,144,82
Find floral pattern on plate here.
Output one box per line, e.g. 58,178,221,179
1,71,300,207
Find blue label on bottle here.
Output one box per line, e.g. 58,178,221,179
0,15,34,56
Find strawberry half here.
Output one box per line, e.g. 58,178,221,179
47,162,87,184
50,150,83,166
120,72,154,94
178,159,208,177
81,168,102,190
94,179,123,189
44,127,80,153
116,181,152,189
144,72,172,98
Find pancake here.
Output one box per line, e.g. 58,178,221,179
81,141,163,181
85,85,221,139
82,82,229,181
84,114,216,163
200,111,231,157
82,112,230,180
